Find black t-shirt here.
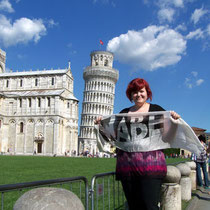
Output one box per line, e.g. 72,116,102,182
120,104,165,113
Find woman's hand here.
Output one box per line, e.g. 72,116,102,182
94,116,102,125
170,111,181,120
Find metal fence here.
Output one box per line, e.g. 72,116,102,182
0,176,89,210
90,172,125,210
0,173,125,210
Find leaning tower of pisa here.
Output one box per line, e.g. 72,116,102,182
78,51,119,155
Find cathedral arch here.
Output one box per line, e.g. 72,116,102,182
36,119,44,124
46,119,54,124
20,122,24,133
28,119,34,124
9,119,16,124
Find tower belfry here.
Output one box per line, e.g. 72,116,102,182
0,49,6,73
79,51,119,155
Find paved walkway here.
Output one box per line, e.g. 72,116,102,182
186,187,210,210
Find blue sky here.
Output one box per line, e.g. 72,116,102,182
0,0,209,131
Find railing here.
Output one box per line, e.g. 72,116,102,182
0,176,89,210
90,172,125,210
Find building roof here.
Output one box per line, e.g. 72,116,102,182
191,127,206,132
62,92,78,101
0,68,69,77
0,89,78,101
1,90,65,97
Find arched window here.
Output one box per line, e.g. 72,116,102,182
51,77,55,85
20,79,23,87
19,98,22,108
38,98,41,107
6,80,9,87
47,97,50,107
20,122,24,133
104,59,108,66
35,78,38,86
28,98,31,107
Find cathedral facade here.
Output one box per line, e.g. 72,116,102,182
0,49,79,156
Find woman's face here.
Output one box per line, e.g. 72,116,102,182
131,87,148,105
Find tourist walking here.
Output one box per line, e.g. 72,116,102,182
195,135,209,189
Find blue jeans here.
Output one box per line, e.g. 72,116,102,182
196,162,209,187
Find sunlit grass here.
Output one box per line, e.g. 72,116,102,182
0,155,190,209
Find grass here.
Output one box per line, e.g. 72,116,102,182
0,156,188,185
0,155,116,185
0,155,117,210
0,156,189,209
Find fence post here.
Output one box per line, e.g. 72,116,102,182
176,163,191,201
161,165,181,210
185,161,196,191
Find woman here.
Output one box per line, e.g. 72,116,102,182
95,78,180,210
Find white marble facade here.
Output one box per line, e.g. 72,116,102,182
0,49,78,156
79,51,119,155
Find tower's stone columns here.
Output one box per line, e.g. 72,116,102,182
79,51,119,155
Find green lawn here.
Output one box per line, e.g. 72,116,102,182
0,156,117,210
0,156,189,185
0,156,190,210
0,155,116,185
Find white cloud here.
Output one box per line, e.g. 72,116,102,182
158,0,184,8
0,0,14,13
17,54,26,59
67,43,72,48
155,0,185,23
196,79,204,86
191,7,208,24
173,0,184,8
158,8,175,22
185,78,193,88
206,24,210,36
0,15,46,47
184,71,204,88
186,28,204,40
175,23,187,31
47,19,58,28
143,0,149,5
191,71,198,77
107,25,186,71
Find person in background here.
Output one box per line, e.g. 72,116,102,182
195,135,209,189
95,78,180,210
207,141,210,176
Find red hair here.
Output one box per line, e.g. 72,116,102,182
126,78,152,102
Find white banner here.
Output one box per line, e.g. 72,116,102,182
95,111,203,156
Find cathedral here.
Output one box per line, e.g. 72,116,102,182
0,48,79,156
